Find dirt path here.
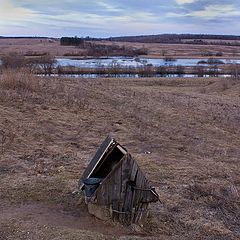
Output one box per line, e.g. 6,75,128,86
0,201,134,238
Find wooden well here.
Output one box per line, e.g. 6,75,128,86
80,136,159,224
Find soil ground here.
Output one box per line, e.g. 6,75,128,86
0,71,240,239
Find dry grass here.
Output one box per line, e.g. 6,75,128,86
0,69,89,110
97,40,240,59
0,71,240,239
0,38,84,57
1,38,240,58
0,69,39,92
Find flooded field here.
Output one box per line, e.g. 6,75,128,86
40,73,232,79
55,57,240,68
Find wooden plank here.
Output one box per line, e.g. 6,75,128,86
130,187,136,224
122,182,133,224
134,170,143,203
132,177,140,223
116,161,123,222
80,136,114,189
120,157,131,223
111,165,120,221
120,154,134,224
130,160,138,182
133,169,147,222
121,155,133,198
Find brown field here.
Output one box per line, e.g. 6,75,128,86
0,69,240,239
0,38,85,57
0,38,240,58
98,40,240,59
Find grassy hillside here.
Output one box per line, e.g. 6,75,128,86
0,71,240,239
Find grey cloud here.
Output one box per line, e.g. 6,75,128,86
1,0,239,36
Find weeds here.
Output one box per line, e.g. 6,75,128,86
1,52,26,69
0,69,89,111
0,69,39,92
229,64,240,79
187,183,240,217
0,128,15,155
0,130,7,155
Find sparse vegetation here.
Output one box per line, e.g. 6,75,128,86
164,56,176,62
36,54,56,75
1,52,26,69
195,66,206,77
229,64,240,79
0,71,240,239
84,42,148,57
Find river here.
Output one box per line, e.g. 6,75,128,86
55,57,240,68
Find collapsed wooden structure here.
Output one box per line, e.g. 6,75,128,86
80,136,159,224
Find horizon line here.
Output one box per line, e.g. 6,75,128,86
1,33,240,39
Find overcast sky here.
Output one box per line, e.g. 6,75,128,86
0,0,239,37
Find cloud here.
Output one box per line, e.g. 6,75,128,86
175,0,196,4
0,0,240,36
188,4,240,19
97,1,122,13
169,4,240,20
0,0,36,22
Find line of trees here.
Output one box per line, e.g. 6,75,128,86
84,42,148,57
60,37,85,46
107,34,240,46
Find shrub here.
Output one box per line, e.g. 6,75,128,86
156,66,167,76
216,52,223,57
36,55,56,75
0,69,39,94
207,65,219,77
195,66,206,77
139,64,155,77
164,56,176,62
229,64,240,79
207,58,224,65
201,51,214,57
84,42,148,57
1,52,26,69
176,65,185,76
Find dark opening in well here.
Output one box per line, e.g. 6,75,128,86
91,145,125,179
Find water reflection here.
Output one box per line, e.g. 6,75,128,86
38,73,232,79
55,57,240,68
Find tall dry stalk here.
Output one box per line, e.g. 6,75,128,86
0,129,15,155
0,68,40,93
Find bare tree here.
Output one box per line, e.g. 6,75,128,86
1,52,26,69
229,64,240,79
195,66,205,77
176,65,185,77
38,55,56,76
